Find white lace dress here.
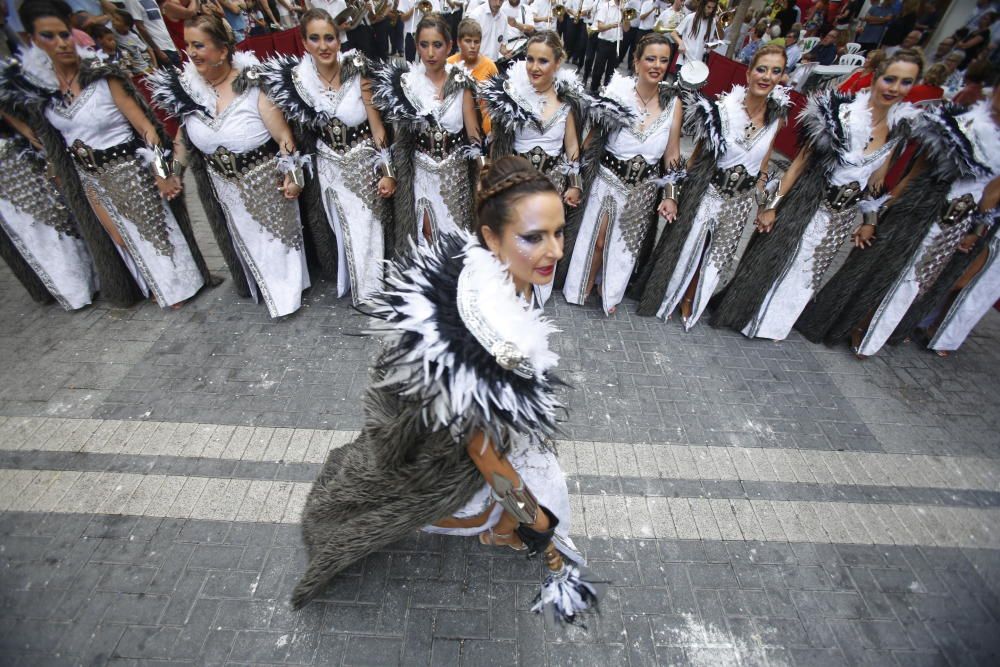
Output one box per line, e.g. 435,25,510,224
45,78,204,307
743,92,914,341
564,75,677,315
184,86,310,318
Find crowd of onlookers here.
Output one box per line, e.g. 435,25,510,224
0,0,997,104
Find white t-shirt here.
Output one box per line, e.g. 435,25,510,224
469,4,508,60
532,0,554,31
675,10,713,65
503,1,533,42
581,0,597,25
310,0,350,42
593,0,622,42
638,0,658,30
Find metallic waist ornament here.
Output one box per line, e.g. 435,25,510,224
69,137,143,173
416,126,465,160
824,181,863,212
206,140,280,179
712,164,756,198
601,152,660,187
940,193,976,227
518,146,559,175
321,118,373,153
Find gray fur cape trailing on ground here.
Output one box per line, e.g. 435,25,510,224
795,103,992,345
292,232,562,610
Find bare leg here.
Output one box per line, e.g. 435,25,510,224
680,255,704,323
85,189,127,248
422,210,433,244
584,212,611,309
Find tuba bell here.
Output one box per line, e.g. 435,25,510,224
334,0,367,30
622,8,638,22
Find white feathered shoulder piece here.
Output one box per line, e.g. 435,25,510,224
365,232,562,446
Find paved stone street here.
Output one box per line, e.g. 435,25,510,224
2,183,1000,666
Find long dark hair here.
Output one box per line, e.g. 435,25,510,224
689,0,719,42
19,0,73,34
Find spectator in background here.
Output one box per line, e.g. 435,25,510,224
738,21,767,62
774,0,799,35
930,35,954,63
838,47,883,92
905,61,946,102
90,22,124,62
784,28,802,70
67,0,112,28
913,0,939,34
217,0,248,41
467,0,507,60
880,0,918,53
803,0,826,36
963,0,997,30
802,27,837,64
952,60,995,105
768,23,785,47
884,28,920,56
857,0,892,52
110,8,154,73
110,0,182,66
956,11,996,69
942,49,967,97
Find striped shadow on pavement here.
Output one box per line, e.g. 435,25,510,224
0,468,998,550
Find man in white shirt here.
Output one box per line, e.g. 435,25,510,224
468,0,507,60
653,0,683,34
501,0,532,44
588,0,623,92
104,0,177,66
530,0,554,32
784,28,802,71
580,0,598,75
441,0,463,53
398,0,441,62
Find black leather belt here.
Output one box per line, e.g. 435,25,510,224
824,180,863,212
320,118,372,152
712,164,756,197
206,139,279,179
519,146,559,175
940,193,976,227
601,152,659,187
416,127,464,160
69,136,142,172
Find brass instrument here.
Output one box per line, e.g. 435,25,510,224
717,8,736,30
623,8,638,22
553,3,566,19
334,0,367,30
416,0,433,12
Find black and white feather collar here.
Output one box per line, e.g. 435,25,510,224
147,51,261,120
259,51,370,130
480,61,588,133
372,59,474,131
365,233,561,445
915,101,1000,182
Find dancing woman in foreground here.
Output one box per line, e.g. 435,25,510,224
292,157,599,625
710,49,923,340
637,45,790,328
261,9,395,305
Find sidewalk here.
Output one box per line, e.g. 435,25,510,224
0,186,998,665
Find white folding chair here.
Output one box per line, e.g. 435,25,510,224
844,42,861,54
838,53,867,67
801,36,819,52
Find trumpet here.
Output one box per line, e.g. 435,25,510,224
417,0,432,12
717,8,737,30
553,3,566,19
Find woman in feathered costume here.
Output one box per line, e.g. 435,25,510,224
795,87,1000,358
259,9,395,305
0,118,97,310
371,13,483,257
480,30,591,306
292,156,600,626
0,0,211,309
710,49,923,341
561,32,685,316
147,14,311,319
636,45,791,329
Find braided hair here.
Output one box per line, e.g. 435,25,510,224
476,156,558,246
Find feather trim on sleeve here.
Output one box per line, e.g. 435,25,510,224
371,59,431,132
258,55,327,130
364,232,562,446
479,71,537,134
914,102,998,182
145,65,211,119
587,72,638,134
682,88,724,159
0,57,56,118
764,84,792,127
796,89,851,172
